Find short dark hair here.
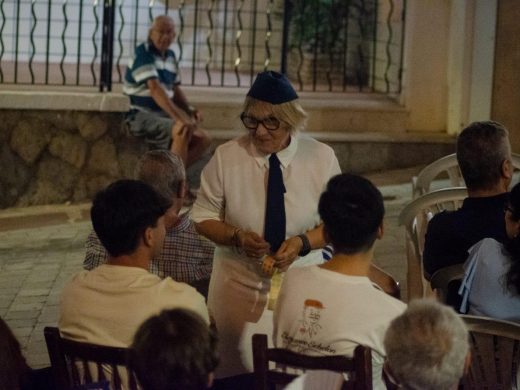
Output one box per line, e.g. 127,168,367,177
318,174,384,254
130,309,218,390
91,180,171,257
456,121,510,190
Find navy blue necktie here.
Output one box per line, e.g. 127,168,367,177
264,153,286,252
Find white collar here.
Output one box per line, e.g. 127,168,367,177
249,133,299,169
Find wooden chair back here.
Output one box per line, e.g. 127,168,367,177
461,315,520,389
44,327,138,390
398,187,467,299
252,333,372,390
413,152,520,198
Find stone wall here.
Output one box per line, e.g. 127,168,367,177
0,109,146,209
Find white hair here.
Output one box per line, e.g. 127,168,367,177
384,299,469,390
134,150,185,200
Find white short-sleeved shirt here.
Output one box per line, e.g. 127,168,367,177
274,266,406,390
59,264,209,347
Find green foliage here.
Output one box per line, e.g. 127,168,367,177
289,0,375,54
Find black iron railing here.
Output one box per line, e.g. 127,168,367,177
0,0,405,94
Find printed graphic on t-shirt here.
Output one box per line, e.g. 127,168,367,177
281,298,335,354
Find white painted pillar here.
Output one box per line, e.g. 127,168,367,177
446,0,497,135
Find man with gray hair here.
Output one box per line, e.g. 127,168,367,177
423,121,512,279
84,150,214,298
384,299,470,390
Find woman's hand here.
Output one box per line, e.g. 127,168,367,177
273,236,304,271
237,230,270,258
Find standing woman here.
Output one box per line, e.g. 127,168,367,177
192,71,341,382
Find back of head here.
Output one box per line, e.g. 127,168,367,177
135,150,185,200
318,173,384,254
130,309,218,390
0,317,30,390
456,121,510,191
384,299,469,390
91,180,171,257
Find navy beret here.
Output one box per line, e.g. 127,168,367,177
247,71,298,104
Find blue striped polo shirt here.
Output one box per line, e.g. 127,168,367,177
123,41,181,112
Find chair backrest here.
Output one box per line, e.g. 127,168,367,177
252,333,372,390
398,188,467,299
413,152,520,198
430,263,465,308
461,315,520,389
413,154,463,198
44,327,138,390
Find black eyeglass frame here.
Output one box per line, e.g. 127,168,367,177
240,112,282,131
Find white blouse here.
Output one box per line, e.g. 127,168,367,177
192,133,341,245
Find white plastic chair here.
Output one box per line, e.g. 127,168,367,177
398,188,467,300
412,153,520,198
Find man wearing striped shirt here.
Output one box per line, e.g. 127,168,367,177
84,150,214,299
124,15,211,189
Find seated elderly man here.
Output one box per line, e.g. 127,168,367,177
83,150,214,298
124,15,211,188
60,180,209,349
274,174,406,390
423,121,512,278
384,299,470,390
131,308,218,390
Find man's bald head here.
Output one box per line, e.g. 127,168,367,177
152,15,175,30
149,15,176,53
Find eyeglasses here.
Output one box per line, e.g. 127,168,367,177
240,112,281,131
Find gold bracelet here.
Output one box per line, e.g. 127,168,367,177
231,228,243,248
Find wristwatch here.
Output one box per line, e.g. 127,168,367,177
297,234,311,257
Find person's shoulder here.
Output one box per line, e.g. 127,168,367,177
283,266,323,292
159,278,208,320
160,277,203,296
213,135,250,157
134,42,149,55
427,207,461,230
470,237,502,252
285,265,314,279
468,238,505,265
363,287,407,319
296,134,335,154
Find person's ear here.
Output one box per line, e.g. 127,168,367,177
501,159,513,181
178,180,187,199
377,221,384,239
143,226,154,248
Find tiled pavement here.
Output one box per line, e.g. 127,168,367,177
0,168,417,369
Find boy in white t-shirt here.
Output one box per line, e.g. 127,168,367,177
273,174,406,390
